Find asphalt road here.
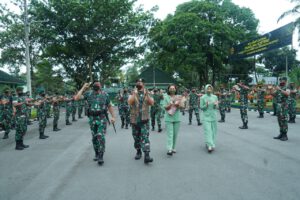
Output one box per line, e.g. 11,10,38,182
0,108,299,200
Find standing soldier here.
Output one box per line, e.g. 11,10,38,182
1,88,13,139
225,89,231,112
25,91,33,125
272,84,278,116
35,89,50,139
255,82,266,118
217,85,226,123
118,87,130,129
52,94,61,131
237,80,250,129
150,88,163,132
45,95,52,118
288,82,297,123
188,88,202,125
78,95,85,119
13,87,30,150
65,92,73,125
128,78,154,164
71,92,77,122
273,77,290,141
74,81,116,165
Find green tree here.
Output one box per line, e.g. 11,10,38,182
278,0,300,33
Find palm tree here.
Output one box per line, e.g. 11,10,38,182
278,0,300,29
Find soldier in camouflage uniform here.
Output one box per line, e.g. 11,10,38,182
128,78,154,164
65,92,73,125
256,82,266,118
272,84,277,116
36,89,50,139
77,95,85,119
288,82,297,123
25,91,33,125
1,88,13,139
225,90,231,112
118,87,130,129
52,94,61,131
45,95,52,118
75,81,116,165
273,77,290,141
217,85,226,123
13,87,30,150
237,80,250,129
71,92,77,122
188,88,202,125
150,88,163,132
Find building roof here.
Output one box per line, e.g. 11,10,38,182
0,70,25,85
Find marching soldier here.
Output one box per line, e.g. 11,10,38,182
75,81,116,165
273,77,290,141
1,88,13,139
13,87,30,150
128,78,154,164
288,82,297,123
217,85,226,123
35,89,50,139
118,87,130,129
237,80,250,129
188,88,202,125
150,88,163,132
255,82,266,118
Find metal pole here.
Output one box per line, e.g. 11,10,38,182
24,0,32,97
285,55,288,81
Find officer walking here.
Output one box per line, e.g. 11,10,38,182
188,88,202,125
118,87,130,129
150,88,163,132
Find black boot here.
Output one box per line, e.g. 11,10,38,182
188,121,192,125
66,120,72,125
125,124,128,129
197,121,202,126
72,117,77,122
97,152,104,165
239,122,248,129
218,117,225,123
257,113,263,118
15,141,24,150
280,132,288,141
135,149,142,160
158,125,162,133
273,132,283,139
93,151,99,161
121,119,125,129
2,132,9,139
151,126,155,131
144,152,153,164
53,126,61,131
39,132,49,139
21,140,29,148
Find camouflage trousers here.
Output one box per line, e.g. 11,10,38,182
189,107,200,123
38,111,47,133
257,101,265,115
240,105,248,124
219,103,226,120
15,115,27,141
288,99,296,120
132,121,151,152
89,116,107,153
72,106,77,119
78,105,83,118
1,111,12,134
277,103,288,133
66,106,72,122
150,107,162,128
119,107,130,126
53,107,60,127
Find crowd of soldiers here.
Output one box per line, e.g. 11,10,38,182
0,77,299,165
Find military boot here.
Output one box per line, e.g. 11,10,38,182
21,140,29,148
280,132,288,141
15,141,24,150
72,117,77,122
97,152,104,165
218,117,225,123
121,119,124,129
144,152,153,164
197,120,202,126
239,122,248,129
2,132,9,139
151,126,155,131
93,151,99,161
135,149,142,160
66,120,72,125
158,125,162,133
273,131,283,139
53,125,61,132
39,132,49,139
125,124,128,129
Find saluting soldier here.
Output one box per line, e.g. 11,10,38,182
13,87,30,150
128,78,154,164
288,82,297,123
75,81,116,165
273,77,290,141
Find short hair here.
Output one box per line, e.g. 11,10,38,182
167,84,177,95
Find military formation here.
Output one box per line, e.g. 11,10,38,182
0,76,299,166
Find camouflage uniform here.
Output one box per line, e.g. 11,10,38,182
65,95,73,125
218,88,226,122
239,85,249,129
52,96,61,131
71,97,77,121
288,83,297,123
118,92,130,129
272,87,277,116
189,92,201,125
46,99,52,118
225,91,231,112
37,94,49,139
85,90,110,155
150,92,163,132
78,97,85,119
14,89,29,150
257,88,266,118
